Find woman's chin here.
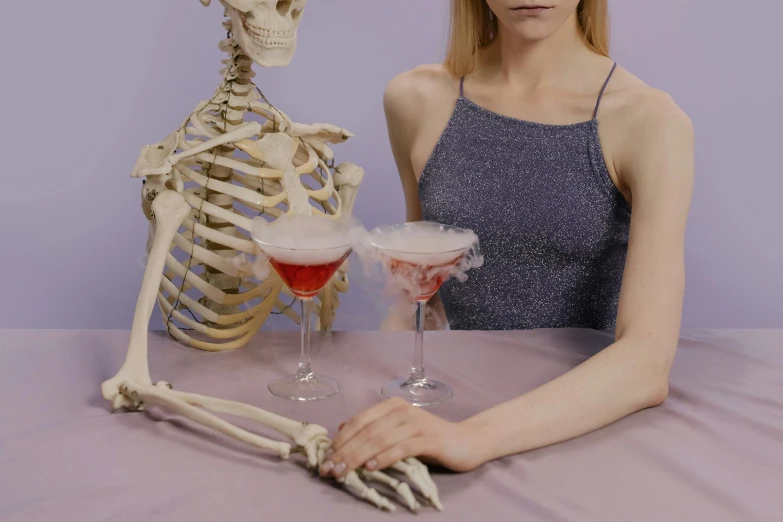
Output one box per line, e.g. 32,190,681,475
504,23,559,43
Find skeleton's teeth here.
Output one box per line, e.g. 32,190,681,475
245,23,294,43
252,37,293,48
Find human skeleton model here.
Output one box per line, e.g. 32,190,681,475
101,0,442,512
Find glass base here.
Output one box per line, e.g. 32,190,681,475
269,374,339,401
381,377,453,407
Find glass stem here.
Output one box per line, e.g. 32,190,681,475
296,297,313,380
409,300,427,383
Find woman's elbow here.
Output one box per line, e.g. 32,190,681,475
624,336,675,409
642,348,673,408
645,377,670,408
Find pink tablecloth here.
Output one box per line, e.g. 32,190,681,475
1,329,781,521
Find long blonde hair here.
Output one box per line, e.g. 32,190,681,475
445,0,610,77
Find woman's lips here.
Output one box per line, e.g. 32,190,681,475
510,6,552,16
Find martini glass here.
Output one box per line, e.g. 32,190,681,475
252,216,352,401
370,221,479,406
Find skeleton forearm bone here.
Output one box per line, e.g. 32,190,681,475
163,389,329,465
123,381,293,459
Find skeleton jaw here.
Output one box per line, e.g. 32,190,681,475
242,20,294,48
224,0,306,68
230,10,297,66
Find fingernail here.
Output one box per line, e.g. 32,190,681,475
333,462,346,476
366,459,378,470
325,448,334,459
320,461,334,475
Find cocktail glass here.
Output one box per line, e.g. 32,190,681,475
370,221,479,406
252,216,352,401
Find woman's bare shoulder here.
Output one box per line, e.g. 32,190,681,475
384,64,460,124
603,66,691,130
600,66,694,185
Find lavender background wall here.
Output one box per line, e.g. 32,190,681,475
0,1,780,331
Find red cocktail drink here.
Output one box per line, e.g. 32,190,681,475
252,215,353,401
270,253,350,299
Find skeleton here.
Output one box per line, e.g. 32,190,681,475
101,0,443,512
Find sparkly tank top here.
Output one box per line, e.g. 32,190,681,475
419,63,631,331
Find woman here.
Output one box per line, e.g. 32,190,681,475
321,0,694,477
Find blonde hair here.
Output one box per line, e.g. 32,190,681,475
445,0,610,77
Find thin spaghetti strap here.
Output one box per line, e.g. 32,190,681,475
592,62,617,120
459,76,465,97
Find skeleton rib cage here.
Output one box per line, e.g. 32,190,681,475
140,36,361,352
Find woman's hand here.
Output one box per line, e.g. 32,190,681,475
321,397,487,478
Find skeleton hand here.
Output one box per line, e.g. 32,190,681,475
311,436,443,512
327,397,486,477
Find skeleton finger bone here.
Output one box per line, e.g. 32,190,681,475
359,469,421,512
391,458,444,511
339,472,396,512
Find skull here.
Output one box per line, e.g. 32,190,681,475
201,0,307,67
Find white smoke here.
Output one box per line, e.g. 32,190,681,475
239,216,483,326
353,221,484,308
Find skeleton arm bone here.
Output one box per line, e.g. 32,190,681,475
101,191,191,409
333,162,364,216
162,389,329,467
124,381,293,459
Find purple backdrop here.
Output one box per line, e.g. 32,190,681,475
0,1,780,330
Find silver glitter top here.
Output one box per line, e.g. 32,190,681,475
419,68,631,331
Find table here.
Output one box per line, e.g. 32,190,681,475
1,329,781,521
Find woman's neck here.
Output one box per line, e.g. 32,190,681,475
481,13,595,90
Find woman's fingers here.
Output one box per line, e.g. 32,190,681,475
368,436,429,472
330,424,422,478
324,412,407,475
330,397,408,451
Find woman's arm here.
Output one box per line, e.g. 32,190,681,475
463,92,694,460
379,68,453,331
322,90,694,478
